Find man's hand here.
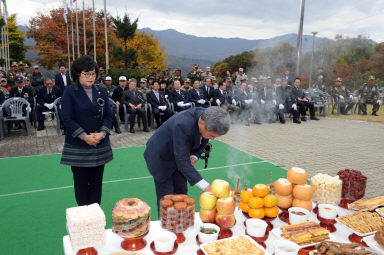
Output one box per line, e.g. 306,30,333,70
129,103,135,108
91,132,104,143
116,101,120,105
84,134,99,146
204,185,211,192
190,156,197,166
136,104,142,109
209,98,213,103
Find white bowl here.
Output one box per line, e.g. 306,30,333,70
288,207,310,225
245,219,268,237
198,223,220,243
318,204,338,220
275,240,300,255
154,231,176,252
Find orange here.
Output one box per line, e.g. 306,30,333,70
248,197,264,209
240,190,253,203
248,208,265,219
239,202,250,213
252,184,269,198
263,194,278,208
265,206,279,218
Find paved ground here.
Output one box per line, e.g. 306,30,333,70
1,117,383,197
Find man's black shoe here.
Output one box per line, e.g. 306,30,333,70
372,112,379,116
363,112,367,115
37,123,45,131
130,128,135,133
143,128,150,132
310,116,320,120
115,128,122,134
245,121,250,126
280,119,286,124
293,119,301,124
301,117,307,121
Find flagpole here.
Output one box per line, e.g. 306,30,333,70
0,5,4,72
70,10,75,61
92,0,96,62
82,0,86,55
104,0,109,72
6,24,9,73
75,0,80,57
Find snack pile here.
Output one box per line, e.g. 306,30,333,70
112,198,151,238
348,196,384,211
66,203,106,250
337,212,384,234
313,241,375,255
374,225,384,248
280,221,330,245
160,194,196,233
311,173,342,205
201,236,265,255
338,169,367,200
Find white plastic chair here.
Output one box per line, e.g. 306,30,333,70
0,97,32,137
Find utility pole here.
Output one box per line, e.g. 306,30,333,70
295,0,306,77
104,0,109,72
309,32,318,87
92,0,97,62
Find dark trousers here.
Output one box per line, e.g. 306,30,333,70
296,101,315,118
127,106,148,129
36,104,54,123
71,165,105,206
152,107,173,127
154,170,188,216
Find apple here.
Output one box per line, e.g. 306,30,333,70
199,192,217,210
215,214,236,229
200,208,217,223
211,179,231,198
216,197,236,215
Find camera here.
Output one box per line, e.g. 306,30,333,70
201,142,212,168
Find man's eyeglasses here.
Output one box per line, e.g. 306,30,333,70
81,71,96,78
46,83,53,85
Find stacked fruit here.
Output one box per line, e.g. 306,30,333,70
239,184,279,219
275,167,313,211
199,179,236,229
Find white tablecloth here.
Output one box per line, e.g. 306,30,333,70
63,206,376,255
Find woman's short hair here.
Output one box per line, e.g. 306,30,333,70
71,55,99,82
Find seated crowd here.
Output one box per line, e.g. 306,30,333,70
0,63,382,135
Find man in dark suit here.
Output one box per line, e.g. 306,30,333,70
111,76,128,121
9,76,34,129
212,81,239,112
147,81,173,127
189,80,209,108
291,77,319,123
54,63,71,93
121,78,149,133
202,77,214,104
36,78,62,130
144,107,231,213
169,79,191,111
235,82,253,125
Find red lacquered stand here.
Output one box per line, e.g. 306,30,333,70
317,215,337,233
313,205,319,215
349,233,368,247
339,198,357,209
195,235,203,255
150,241,178,255
218,228,233,239
121,231,148,251
173,232,186,244
245,229,269,249
278,208,289,223
197,249,205,255
77,247,97,255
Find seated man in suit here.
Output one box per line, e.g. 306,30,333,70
0,88,5,106
112,76,128,122
121,78,149,133
235,82,253,125
169,79,191,111
147,81,173,127
144,106,231,213
189,80,210,108
54,63,71,93
291,77,319,123
36,78,62,130
9,76,34,129
202,77,214,104
212,81,240,113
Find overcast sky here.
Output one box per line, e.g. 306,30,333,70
8,0,384,42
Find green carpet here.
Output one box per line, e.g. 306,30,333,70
0,140,287,255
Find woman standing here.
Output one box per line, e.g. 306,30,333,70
61,55,113,206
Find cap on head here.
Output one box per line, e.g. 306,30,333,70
33,65,39,69
368,75,375,81
206,66,210,71
15,76,24,83
211,76,216,81
119,76,127,81
275,78,282,82
140,78,147,83
239,67,244,72
153,66,158,69
185,78,191,83
335,77,342,82
105,76,112,81
251,77,258,82
18,61,24,66
0,78,7,82
258,75,265,80
12,62,18,67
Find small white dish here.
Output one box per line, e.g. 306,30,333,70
245,218,267,237
288,207,310,225
318,204,338,220
274,239,300,255
154,231,177,252
362,234,384,254
198,223,220,243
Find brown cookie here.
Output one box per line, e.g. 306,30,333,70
174,202,187,210
184,197,196,205
172,195,185,202
160,199,174,208
163,195,174,201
